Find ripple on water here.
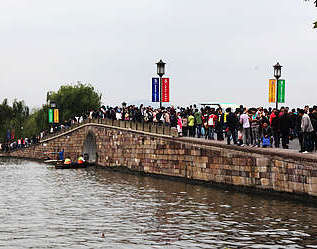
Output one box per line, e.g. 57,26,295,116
0,159,317,248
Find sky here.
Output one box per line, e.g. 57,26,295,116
0,0,316,109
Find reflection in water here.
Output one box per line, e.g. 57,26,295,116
0,158,317,248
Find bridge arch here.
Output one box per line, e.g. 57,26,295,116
82,130,97,163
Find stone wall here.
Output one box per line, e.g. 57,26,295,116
7,123,317,200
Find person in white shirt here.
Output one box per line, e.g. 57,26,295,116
240,110,251,146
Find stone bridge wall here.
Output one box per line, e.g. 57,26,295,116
7,123,317,200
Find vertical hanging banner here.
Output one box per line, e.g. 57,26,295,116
48,109,53,123
269,79,276,103
277,79,285,103
152,78,159,102
54,109,59,123
162,78,170,102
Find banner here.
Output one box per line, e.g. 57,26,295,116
152,78,159,102
48,109,53,123
54,109,59,123
269,79,276,103
162,78,170,102
277,79,285,103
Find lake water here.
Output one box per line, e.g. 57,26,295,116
0,158,317,248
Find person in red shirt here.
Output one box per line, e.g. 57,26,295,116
207,109,217,140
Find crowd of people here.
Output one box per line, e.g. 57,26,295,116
1,103,317,154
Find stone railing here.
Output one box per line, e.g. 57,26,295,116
42,118,178,141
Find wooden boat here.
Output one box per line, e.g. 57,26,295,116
44,159,63,164
55,161,89,169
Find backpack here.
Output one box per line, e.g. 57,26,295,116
262,137,270,147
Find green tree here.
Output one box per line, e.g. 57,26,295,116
22,106,49,138
0,99,13,141
0,99,29,141
47,82,102,122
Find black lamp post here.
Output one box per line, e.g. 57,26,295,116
156,59,166,108
273,62,282,109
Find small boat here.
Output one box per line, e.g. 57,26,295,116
44,159,63,164
55,161,88,169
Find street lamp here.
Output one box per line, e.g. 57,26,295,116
156,59,166,108
273,62,282,109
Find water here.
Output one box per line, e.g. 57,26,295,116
0,158,317,248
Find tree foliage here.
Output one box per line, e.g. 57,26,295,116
0,83,101,141
47,83,102,122
0,99,29,141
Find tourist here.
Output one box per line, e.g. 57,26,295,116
299,109,314,153
239,110,251,146
250,109,260,147
225,108,238,145
187,112,195,137
216,109,224,141
271,110,281,148
279,109,291,149
194,109,203,138
261,122,272,148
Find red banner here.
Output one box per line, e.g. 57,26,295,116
162,78,169,102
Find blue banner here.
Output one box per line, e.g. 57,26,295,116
6,129,10,140
152,78,159,102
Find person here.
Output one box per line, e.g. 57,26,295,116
250,109,260,147
177,113,183,136
261,122,272,148
216,109,224,141
239,110,251,146
182,115,188,137
207,110,217,140
279,109,290,149
194,109,203,138
271,110,281,148
225,108,238,145
310,107,317,151
64,158,72,165
299,109,314,153
77,155,85,164
58,149,64,161
187,112,195,137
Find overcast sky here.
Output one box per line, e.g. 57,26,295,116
0,0,316,109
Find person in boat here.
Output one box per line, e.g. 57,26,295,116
58,149,64,161
77,155,85,164
64,158,72,165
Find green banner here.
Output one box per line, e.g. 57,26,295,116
277,79,285,103
48,109,53,123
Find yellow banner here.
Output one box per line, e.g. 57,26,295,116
54,109,59,123
269,79,276,103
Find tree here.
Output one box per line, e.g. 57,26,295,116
47,82,102,122
0,99,29,141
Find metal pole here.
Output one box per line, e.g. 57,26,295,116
160,76,162,109
275,77,278,110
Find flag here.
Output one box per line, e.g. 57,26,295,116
277,79,285,103
48,109,53,123
54,109,59,123
152,78,159,102
162,78,170,102
269,79,276,103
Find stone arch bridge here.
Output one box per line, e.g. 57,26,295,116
7,119,317,200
